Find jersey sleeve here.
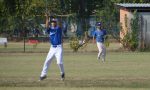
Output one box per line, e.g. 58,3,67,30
104,30,107,35
58,27,62,34
93,31,96,37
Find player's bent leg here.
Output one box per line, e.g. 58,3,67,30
58,64,65,81
56,60,65,80
97,42,103,60
97,52,101,60
97,42,102,60
40,57,53,78
55,46,65,80
40,48,55,81
101,45,106,62
57,60,65,80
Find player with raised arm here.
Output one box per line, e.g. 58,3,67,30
39,14,65,81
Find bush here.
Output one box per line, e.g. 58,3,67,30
69,37,80,52
121,12,139,51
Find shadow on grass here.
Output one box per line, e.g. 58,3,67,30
0,77,150,88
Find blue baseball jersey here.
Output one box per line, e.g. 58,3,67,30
47,26,62,45
93,29,107,43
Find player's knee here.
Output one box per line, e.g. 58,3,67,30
57,61,63,64
99,50,102,53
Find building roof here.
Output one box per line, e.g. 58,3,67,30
116,3,150,12
117,3,150,8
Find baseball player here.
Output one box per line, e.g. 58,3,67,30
93,22,107,62
39,14,65,81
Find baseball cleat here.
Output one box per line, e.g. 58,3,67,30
61,73,65,81
39,75,47,81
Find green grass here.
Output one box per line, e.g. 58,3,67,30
0,42,120,53
0,52,150,90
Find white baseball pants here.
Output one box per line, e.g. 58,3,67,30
40,44,64,77
97,42,106,61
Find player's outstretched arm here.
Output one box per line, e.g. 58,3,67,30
45,13,49,29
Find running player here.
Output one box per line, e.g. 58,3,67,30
93,22,107,62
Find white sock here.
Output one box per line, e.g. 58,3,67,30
58,64,65,74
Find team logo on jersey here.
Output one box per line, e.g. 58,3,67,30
50,32,56,36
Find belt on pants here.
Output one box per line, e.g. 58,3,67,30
52,44,61,48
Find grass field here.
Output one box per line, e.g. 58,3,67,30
0,51,150,90
0,42,150,90
0,42,120,53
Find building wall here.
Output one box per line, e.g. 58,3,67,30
120,8,150,49
139,12,150,48
120,8,134,39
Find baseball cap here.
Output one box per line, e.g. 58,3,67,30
96,22,101,26
51,18,58,23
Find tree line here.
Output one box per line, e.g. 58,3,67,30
0,0,149,39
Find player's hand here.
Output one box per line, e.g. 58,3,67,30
45,13,49,18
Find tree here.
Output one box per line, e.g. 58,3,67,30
0,0,32,36
1,0,149,39
95,0,120,42
121,11,140,51
63,0,104,35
